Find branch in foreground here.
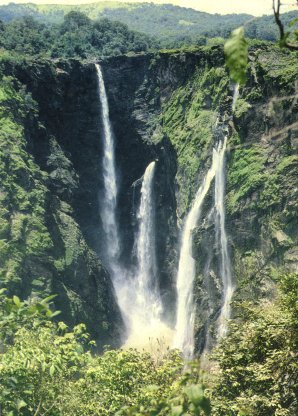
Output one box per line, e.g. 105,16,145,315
273,0,298,50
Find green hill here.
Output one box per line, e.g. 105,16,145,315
0,2,297,46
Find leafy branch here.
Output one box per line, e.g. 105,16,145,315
224,26,248,85
273,0,298,50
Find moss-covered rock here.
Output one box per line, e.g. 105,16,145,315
0,60,122,348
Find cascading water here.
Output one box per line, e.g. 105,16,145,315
232,83,240,112
95,64,238,359
125,161,172,348
135,162,159,313
173,138,233,358
95,64,121,276
214,137,234,338
96,65,171,349
173,150,220,359
96,62,233,354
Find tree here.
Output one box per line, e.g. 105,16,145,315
273,0,298,50
224,1,298,84
210,273,298,416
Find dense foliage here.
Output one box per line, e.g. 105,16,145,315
0,11,156,59
0,2,297,50
1,272,297,415
210,273,298,415
0,68,54,295
0,289,213,416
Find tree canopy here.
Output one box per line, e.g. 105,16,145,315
0,11,157,59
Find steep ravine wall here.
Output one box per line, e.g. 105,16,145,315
155,46,298,351
0,59,124,347
102,46,297,351
0,45,297,351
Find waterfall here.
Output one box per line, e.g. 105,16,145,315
173,138,234,358
232,83,240,113
95,64,121,276
95,62,233,353
95,65,171,348
135,161,160,314
173,151,219,359
215,137,234,338
125,161,172,349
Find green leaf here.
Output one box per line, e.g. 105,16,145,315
40,294,57,305
46,309,61,318
49,364,55,377
184,385,204,407
224,26,248,85
171,405,183,416
12,295,21,308
58,321,68,331
16,399,27,411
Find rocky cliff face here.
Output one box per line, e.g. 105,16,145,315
0,45,297,350
155,46,298,351
0,59,124,347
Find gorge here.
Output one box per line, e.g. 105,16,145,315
0,45,297,357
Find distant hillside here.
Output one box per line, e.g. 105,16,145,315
0,2,297,46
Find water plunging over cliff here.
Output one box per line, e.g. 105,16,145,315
125,161,172,348
95,64,121,275
96,62,232,353
232,83,240,113
96,66,171,348
135,162,160,316
173,139,232,358
215,137,234,338
173,150,219,359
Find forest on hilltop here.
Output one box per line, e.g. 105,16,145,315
0,1,297,49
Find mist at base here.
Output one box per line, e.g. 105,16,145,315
123,319,174,354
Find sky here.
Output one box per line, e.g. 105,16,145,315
0,0,296,16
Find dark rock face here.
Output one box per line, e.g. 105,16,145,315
5,60,125,347
6,54,182,343
180,47,298,352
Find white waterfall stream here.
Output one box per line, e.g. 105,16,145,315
232,83,240,113
125,161,172,348
135,162,160,314
95,64,121,276
173,138,233,358
215,137,234,338
172,148,220,359
96,64,171,348
96,62,233,354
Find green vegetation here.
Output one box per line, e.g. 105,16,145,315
0,2,297,49
209,273,298,416
227,145,266,213
227,147,298,216
0,289,212,416
0,70,53,293
256,48,298,85
0,12,156,59
161,63,229,213
1,272,297,415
